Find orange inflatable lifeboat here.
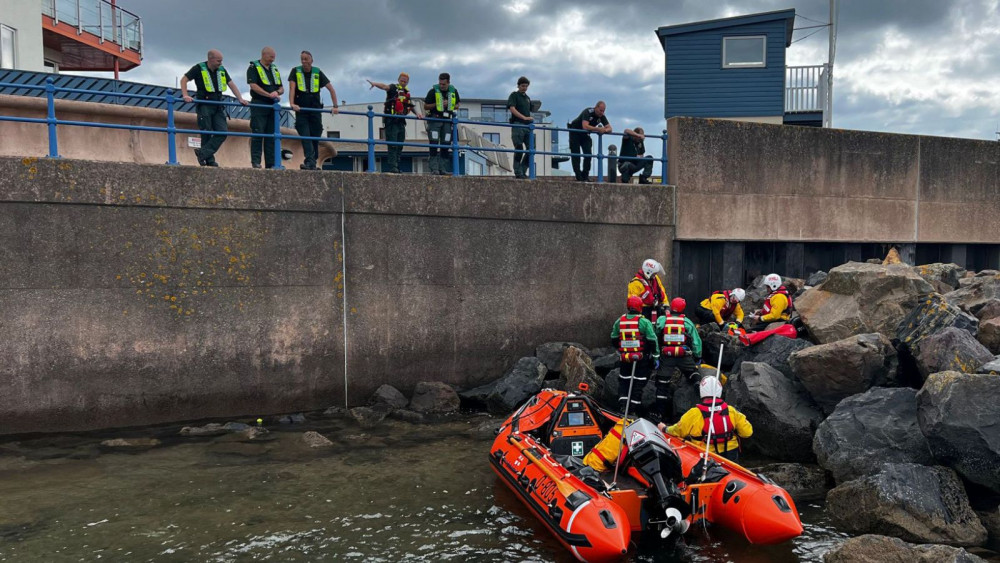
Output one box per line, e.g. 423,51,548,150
490,386,803,562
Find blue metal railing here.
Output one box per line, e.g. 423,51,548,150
0,77,668,182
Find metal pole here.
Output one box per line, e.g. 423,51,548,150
827,0,836,128
272,100,284,170
98,0,104,43
165,90,178,165
528,122,536,179
450,114,459,175
661,130,669,185
596,132,604,183
76,0,82,35
366,105,375,172
45,78,60,159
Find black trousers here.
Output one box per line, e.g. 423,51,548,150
569,132,593,179
196,104,228,161
618,156,653,181
295,111,323,167
617,358,653,416
250,105,276,168
693,304,718,325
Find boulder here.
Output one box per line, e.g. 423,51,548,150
699,329,743,371
797,262,933,344
752,463,832,502
350,405,391,428
727,362,823,462
241,427,269,441
558,346,605,399
277,413,307,425
790,333,898,413
823,534,987,563
813,387,934,483
486,357,547,415
806,270,829,287
587,346,617,360
973,299,1000,321
913,327,993,380
978,318,1000,354
602,368,622,411
915,263,967,291
389,409,425,424
458,380,496,411
369,384,409,410
409,381,460,413
977,507,1000,551
100,438,161,449
536,341,587,373
731,335,813,380
896,293,981,384
917,372,1000,492
302,431,334,448
592,353,620,375
322,406,350,419
826,463,987,546
947,274,1000,313
982,358,1000,375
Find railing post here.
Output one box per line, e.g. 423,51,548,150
661,130,668,185
596,132,604,183
76,0,82,35
165,90,178,165
450,113,459,175
44,78,60,159
98,0,104,43
528,122,536,180
366,105,376,173
272,100,284,170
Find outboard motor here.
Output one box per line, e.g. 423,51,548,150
622,419,691,538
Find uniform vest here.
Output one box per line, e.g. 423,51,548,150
763,286,794,319
617,314,644,363
631,272,665,308
433,84,457,113
293,66,321,93
251,60,282,86
198,63,228,93
696,399,735,451
661,314,689,357
385,84,412,115
712,290,737,319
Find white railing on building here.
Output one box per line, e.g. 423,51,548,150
785,64,828,113
41,0,142,54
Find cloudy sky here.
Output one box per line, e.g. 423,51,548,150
106,0,1000,151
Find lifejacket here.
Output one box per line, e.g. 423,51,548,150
661,313,690,357
385,83,412,115
583,419,628,472
293,66,321,93
696,399,735,452
617,314,644,363
433,84,457,113
712,290,738,320
251,60,282,86
631,272,666,308
198,62,228,93
762,286,794,319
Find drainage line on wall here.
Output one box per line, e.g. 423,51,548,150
340,189,350,409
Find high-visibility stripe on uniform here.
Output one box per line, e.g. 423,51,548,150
661,314,689,357
251,60,282,86
433,84,457,112
293,66,321,93
199,63,228,93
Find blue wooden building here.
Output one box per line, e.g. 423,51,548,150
656,9,827,127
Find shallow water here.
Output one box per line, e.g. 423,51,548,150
0,414,848,562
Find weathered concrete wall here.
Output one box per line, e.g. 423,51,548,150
0,157,674,434
668,117,1000,244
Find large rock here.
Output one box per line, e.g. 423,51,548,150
797,262,933,344
558,346,605,399
946,273,1000,313
369,384,409,410
592,353,620,375
896,293,981,385
699,329,743,371
978,318,1000,354
913,327,993,380
408,381,460,413
982,358,1000,375
917,372,1000,491
302,431,333,448
731,335,813,380
350,405,391,428
974,299,1000,321
826,463,988,546
823,534,987,563
978,507,1000,551
535,341,587,373
806,270,829,287
752,463,832,502
813,387,933,483
790,333,898,413
914,263,967,291
486,357,547,415
458,380,496,411
727,362,823,462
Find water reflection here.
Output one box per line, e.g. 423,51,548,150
0,414,844,562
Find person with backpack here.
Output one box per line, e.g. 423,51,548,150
610,295,660,416
658,376,752,462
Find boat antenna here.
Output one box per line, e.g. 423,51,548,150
610,360,638,488
700,344,725,482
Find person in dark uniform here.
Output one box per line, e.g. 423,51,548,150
568,101,611,181
506,76,534,179
247,46,284,169
423,73,460,175
618,127,654,184
288,50,338,170
367,72,422,173
180,49,249,167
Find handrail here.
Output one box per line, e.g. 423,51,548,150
0,78,668,183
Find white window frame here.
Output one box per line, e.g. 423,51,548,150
722,35,766,69
1,25,16,70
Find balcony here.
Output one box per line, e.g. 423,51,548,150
40,0,142,72
785,64,828,126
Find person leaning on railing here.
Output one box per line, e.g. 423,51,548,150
368,72,423,174
247,46,284,169
506,76,533,179
423,72,460,176
288,50,338,171
568,101,611,182
619,127,654,184
180,49,249,167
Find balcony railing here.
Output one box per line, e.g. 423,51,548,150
41,0,143,54
785,64,827,113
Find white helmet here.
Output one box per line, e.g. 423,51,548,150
730,288,746,302
699,376,723,399
763,273,782,292
642,259,663,279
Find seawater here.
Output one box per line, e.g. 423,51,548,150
0,414,846,562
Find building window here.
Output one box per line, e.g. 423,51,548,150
483,132,500,144
326,131,341,138
722,36,766,68
1,25,15,69
480,104,510,123
457,108,469,119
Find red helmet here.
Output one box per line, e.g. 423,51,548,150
627,295,643,312
670,297,686,313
